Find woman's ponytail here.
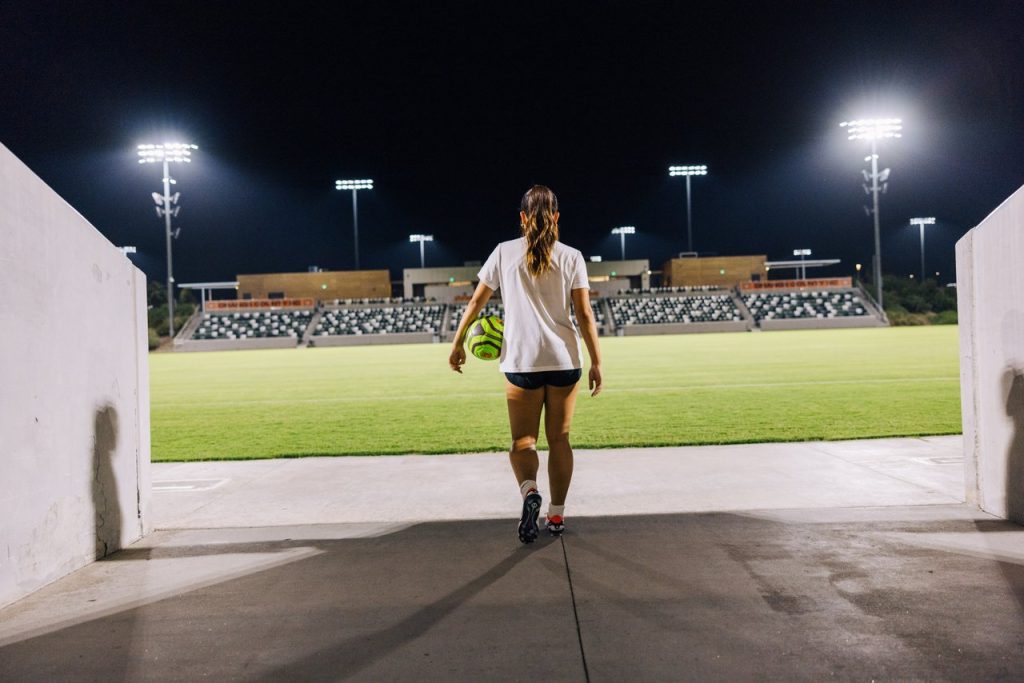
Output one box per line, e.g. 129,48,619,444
520,185,559,277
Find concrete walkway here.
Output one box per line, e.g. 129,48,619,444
4,436,1024,681
150,436,966,528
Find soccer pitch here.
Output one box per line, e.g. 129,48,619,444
150,326,961,461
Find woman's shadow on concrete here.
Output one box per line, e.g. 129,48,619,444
92,404,122,559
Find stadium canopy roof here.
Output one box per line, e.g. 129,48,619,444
764,259,840,269
177,281,240,310
177,281,239,289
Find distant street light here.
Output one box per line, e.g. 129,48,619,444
909,217,936,281
669,165,707,253
611,226,635,260
335,178,374,270
138,142,197,338
793,248,812,280
409,233,434,268
839,118,902,308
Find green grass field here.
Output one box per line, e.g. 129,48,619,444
150,326,961,461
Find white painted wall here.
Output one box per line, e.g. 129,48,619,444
0,143,151,608
956,183,1024,521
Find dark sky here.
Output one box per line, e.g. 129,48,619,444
2,1,1022,285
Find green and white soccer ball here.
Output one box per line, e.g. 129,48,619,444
468,315,504,361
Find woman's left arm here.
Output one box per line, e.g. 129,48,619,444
448,282,495,373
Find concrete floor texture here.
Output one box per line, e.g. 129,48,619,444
3,435,1024,681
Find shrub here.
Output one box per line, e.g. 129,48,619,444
886,307,930,326
148,328,161,350
933,309,958,325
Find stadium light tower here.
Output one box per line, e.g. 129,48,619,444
839,117,902,309
668,165,708,253
335,178,374,270
409,233,434,268
908,217,935,281
138,142,197,338
611,226,635,260
793,248,812,280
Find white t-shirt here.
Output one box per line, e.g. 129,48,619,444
477,238,590,373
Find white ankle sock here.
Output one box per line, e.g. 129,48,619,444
548,504,565,518
519,479,538,499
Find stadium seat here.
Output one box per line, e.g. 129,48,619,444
191,309,315,340
609,295,742,326
316,305,444,336
741,290,868,321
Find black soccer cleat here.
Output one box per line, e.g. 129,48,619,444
518,491,542,544
546,515,565,536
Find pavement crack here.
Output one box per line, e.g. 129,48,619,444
560,536,591,683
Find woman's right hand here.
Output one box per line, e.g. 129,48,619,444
449,345,466,374
588,365,603,397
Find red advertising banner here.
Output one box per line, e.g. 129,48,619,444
740,278,852,291
206,298,315,310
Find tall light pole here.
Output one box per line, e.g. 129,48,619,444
335,178,374,270
138,142,197,338
611,226,635,260
793,248,812,280
409,233,434,268
839,118,901,309
669,165,707,253
909,217,935,281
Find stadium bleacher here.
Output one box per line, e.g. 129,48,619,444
191,310,314,340
316,305,444,336
742,290,868,320
178,283,881,352
610,295,743,326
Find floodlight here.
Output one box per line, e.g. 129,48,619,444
335,178,374,190
136,142,198,164
611,226,635,259
793,248,812,256
409,233,434,267
909,217,937,280
334,179,374,268
839,118,903,140
840,116,902,309
669,164,708,252
137,140,198,337
668,165,708,176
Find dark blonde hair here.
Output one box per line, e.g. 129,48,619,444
520,185,559,277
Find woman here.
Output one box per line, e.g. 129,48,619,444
449,185,603,544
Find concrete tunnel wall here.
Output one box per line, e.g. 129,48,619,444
0,142,151,608
956,182,1024,522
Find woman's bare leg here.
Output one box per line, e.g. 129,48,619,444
505,382,545,486
544,382,580,506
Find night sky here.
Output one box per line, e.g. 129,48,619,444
2,2,1022,285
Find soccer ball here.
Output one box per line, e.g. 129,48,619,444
468,315,503,360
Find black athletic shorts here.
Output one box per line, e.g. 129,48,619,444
504,369,582,390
